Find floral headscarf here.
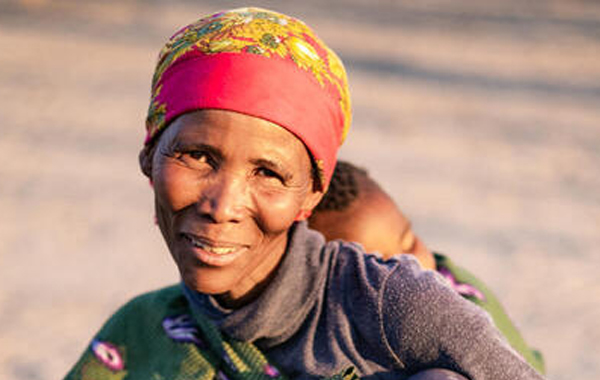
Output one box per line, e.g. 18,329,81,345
145,7,351,189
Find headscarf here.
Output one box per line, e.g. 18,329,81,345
144,7,351,189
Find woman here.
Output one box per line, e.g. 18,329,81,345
65,8,545,380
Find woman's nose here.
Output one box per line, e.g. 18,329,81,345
196,171,248,223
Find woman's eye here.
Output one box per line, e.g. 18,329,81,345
256,167,284,183
175,149,213,169
187,150,209,162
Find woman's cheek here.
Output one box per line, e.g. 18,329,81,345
155,163,199,212
254,190,303,233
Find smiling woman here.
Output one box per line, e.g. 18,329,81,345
151,110,322,306
64,7,546,380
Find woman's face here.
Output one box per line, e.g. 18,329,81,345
150,110,322,305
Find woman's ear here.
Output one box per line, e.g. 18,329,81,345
300,188,325,217
138,145,155,179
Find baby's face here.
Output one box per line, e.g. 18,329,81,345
309,189,435,269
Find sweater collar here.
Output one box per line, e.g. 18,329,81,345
183,221,329,348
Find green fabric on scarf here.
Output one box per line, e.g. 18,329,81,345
64,285,358,380
434,253,545,374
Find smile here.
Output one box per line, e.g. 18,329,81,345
186,236,236,254
181,233,248,266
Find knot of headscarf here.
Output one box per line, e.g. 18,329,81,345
144,7,351,189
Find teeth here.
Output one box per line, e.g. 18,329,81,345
205,245,236,255
186,235,237,255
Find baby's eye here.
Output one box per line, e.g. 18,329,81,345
400,230,416,253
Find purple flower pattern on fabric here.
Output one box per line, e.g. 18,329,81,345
438,267,486,302
264,364,281,378
162,314,206,347
91,339,125,371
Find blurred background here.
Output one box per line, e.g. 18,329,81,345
1,0,599,379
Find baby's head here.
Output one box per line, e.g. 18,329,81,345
308,161,435,269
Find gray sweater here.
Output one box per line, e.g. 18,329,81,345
184,222,545,380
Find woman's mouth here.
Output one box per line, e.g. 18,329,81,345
181,233,248,267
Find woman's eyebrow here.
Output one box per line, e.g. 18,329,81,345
174,141,220,154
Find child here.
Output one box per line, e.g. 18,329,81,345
309,161,545,374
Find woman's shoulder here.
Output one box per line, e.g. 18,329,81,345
64,284,191,379
324,240,438,313
98,284,188,338
327,240,426,285
327,242,477,327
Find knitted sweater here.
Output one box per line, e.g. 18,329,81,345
65,222,545,380
433,253,544,373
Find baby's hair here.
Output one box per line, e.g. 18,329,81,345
315,160,368,212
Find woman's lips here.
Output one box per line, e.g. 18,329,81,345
181,233,248,267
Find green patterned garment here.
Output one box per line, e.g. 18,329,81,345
434,253,545,374
64,285,359,380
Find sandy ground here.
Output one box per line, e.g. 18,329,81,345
1,0,599,379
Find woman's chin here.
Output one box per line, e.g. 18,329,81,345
181,270,236,296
